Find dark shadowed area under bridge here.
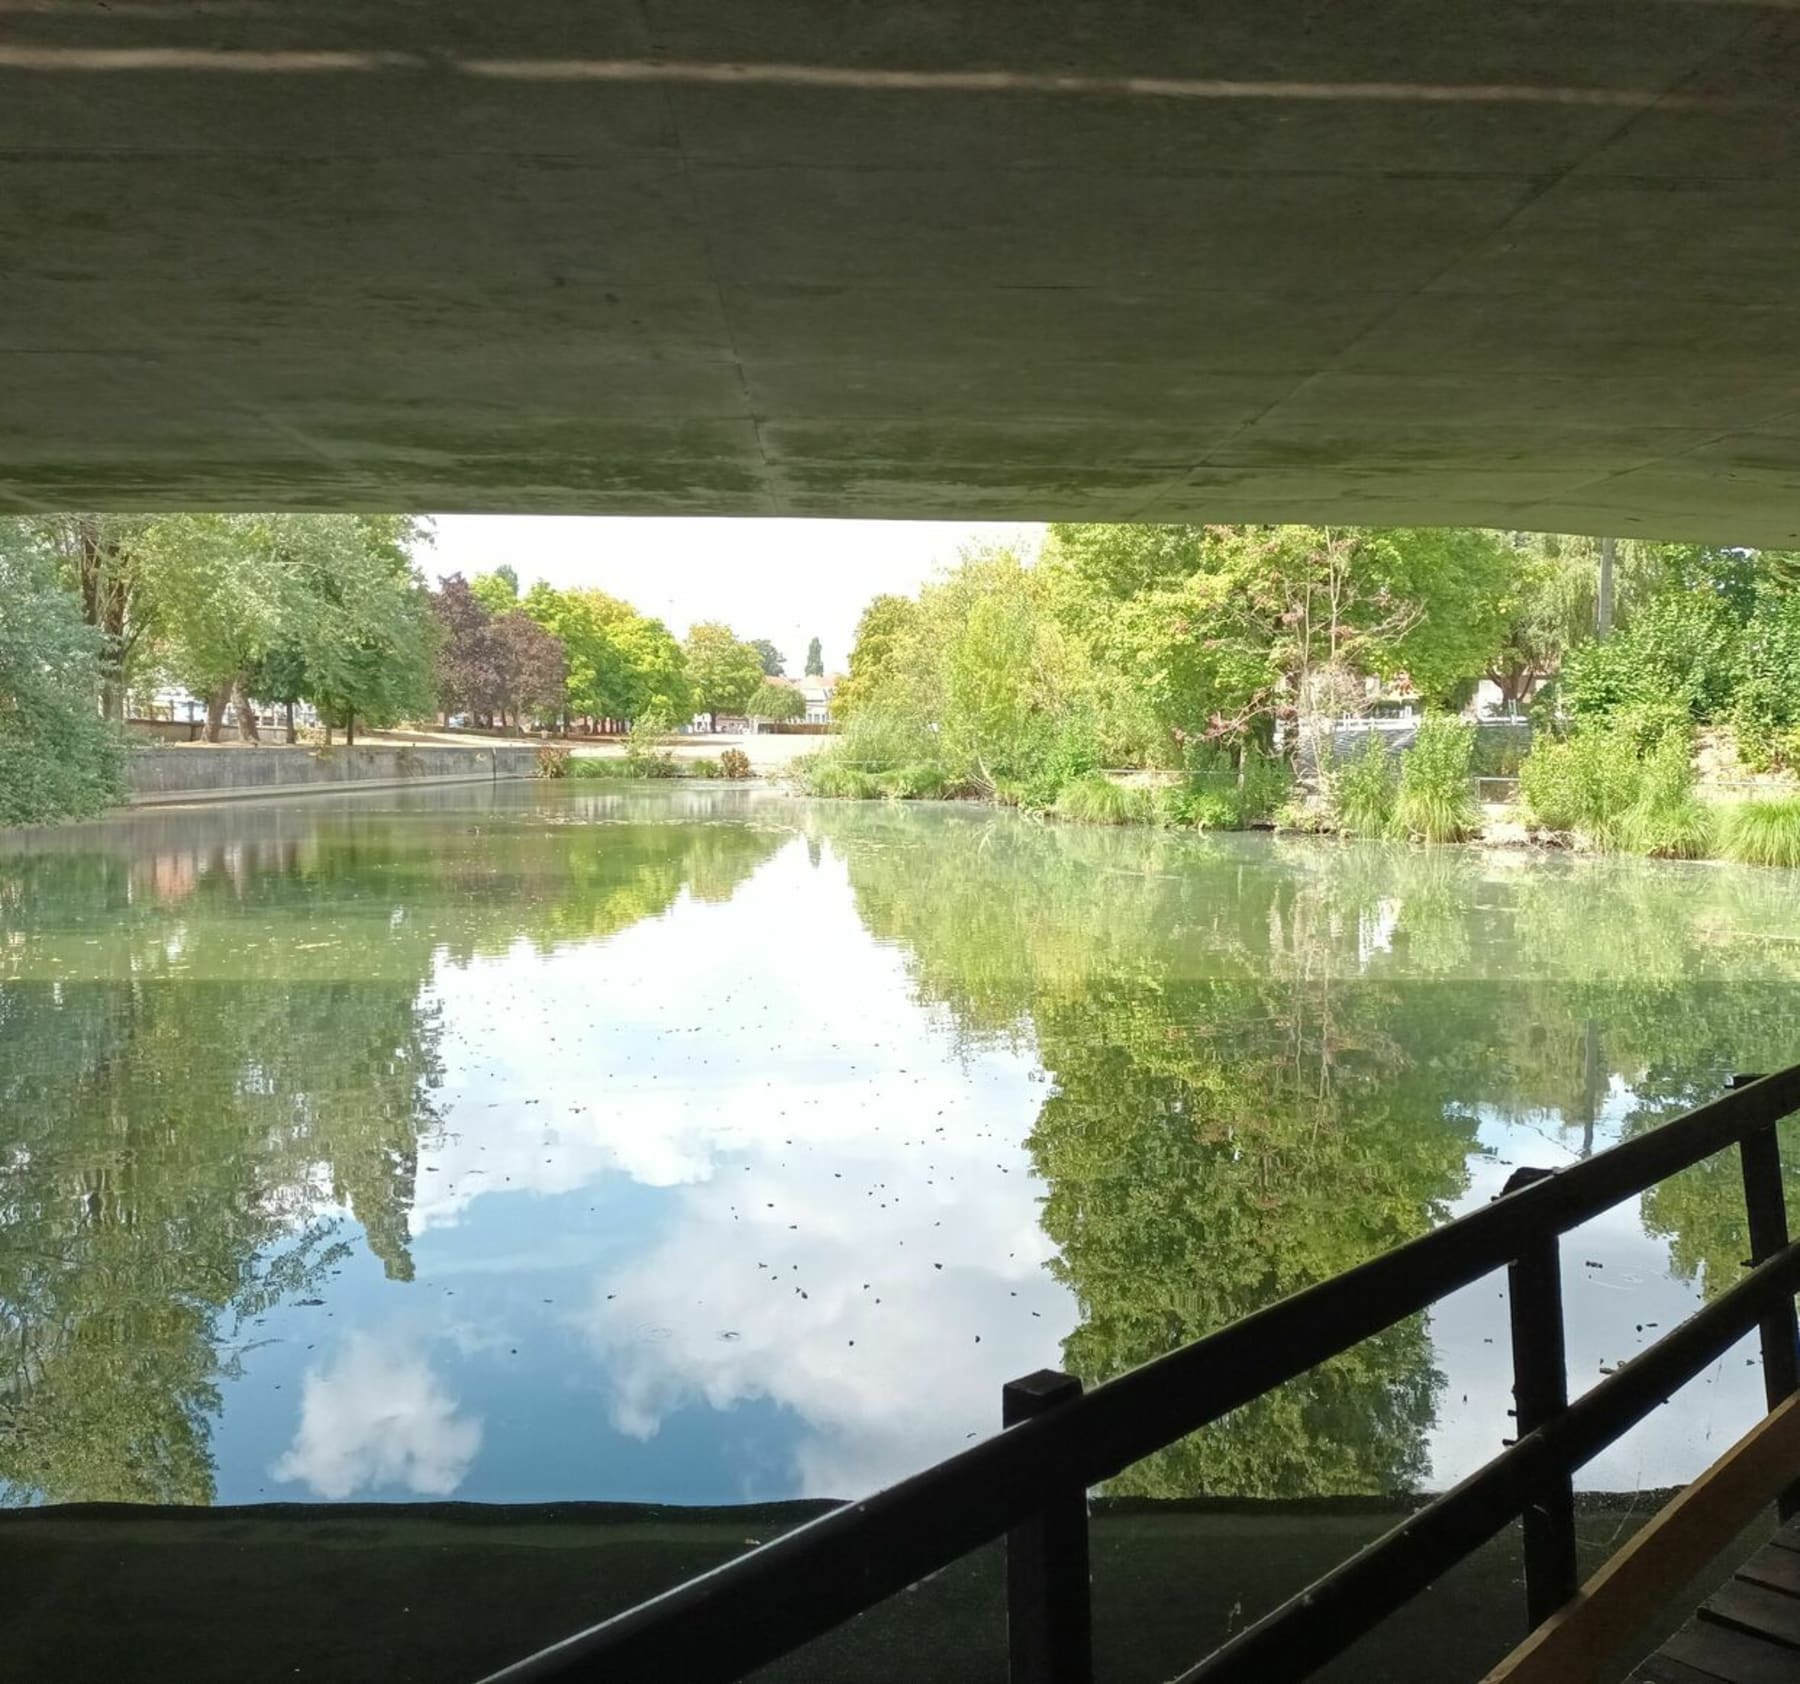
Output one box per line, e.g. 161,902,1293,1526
5,1,1800,541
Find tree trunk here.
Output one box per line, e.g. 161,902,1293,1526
72,516,130,722
345,711,356,748
231,676,261,743
285,700,297,744
203,685,229,744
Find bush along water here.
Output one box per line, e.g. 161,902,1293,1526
1391,718,1480,843
1519,706,1710,855
1052,773,1151,826
1154,748,1290,831
1325,736,1398,838
1615,731,1715,859
1722,798,1800,868
793,709,965,804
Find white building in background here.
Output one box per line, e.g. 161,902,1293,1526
799,673,840,725
140,685,320,732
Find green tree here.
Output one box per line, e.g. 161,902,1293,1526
748,679,804,722
138,514,294,741
524,585,633,726
282,516,435,745
1046,524,1510,756
139,515,434,744
751,639,786,677
834,595,920,721
470,565,521,615
684,622,764,727
612,614,691,724
0,522,127,825
805,637,824,677
35,514,156,721
1562,593,1740,722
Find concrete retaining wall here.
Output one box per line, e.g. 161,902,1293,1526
128,744,541,804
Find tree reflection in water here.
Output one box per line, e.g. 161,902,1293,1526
0,792,785,1504
832,806,1800,1498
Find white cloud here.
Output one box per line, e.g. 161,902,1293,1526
272,1334,483,1499
407,835,1078,1497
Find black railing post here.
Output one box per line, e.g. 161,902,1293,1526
1003,1369,1092,1684
1503,1166,1579,1626
1732,1074,1800,1518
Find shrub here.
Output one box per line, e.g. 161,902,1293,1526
1521,711,1695,847
687,757,723,779
1327,736,1397,838
1159,751,1291,830
876,762,956,800
0,534,127,826
1053,773,1150,826
1721,798,1800,868
626,744,680,780
1619,800,1716,860
1520,729,1640,835
806,762,883,800
1616,731,1714,859
827,708,937,774
1563,594,1739,722
718,748,752,780
793,708,942,798
566,756,634,780
1392,718,1479,843
534,744,571,779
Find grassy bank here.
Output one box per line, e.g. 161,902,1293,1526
535,743,753,782
791,710,1800,869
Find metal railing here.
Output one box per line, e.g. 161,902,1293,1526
478,1066,1800,1684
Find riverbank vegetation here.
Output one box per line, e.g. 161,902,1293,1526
801,524,1800,867
0,513,792,824
0,526,127,824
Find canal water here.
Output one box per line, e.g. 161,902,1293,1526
3,782,1796,1511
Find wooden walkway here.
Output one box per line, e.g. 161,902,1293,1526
1634,1519,1800,1683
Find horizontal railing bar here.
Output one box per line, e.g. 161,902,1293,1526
1178,1236,1800,1684
476,1066,1800,1684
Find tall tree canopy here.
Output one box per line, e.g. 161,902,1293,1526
804,636,824,677
34,514,156,721
470,565,520,615
750,639,786,677
138,514,434,743
523,586,689,727
684,622,765,724
0,522,126,824
1043,523,1514,751
432,575,566,729
833,595,919,721
748,679,805,722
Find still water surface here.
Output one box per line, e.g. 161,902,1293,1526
4,783,1797,1510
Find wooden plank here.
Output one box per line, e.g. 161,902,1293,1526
1665,1622,1800,1684
1773,1520,1800,1556
1480,1392,1800,1684
1703,1583,1800,1650
1741,1549,1800,1598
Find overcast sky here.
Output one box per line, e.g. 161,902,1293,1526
422,517,1043,677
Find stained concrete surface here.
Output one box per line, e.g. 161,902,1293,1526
126,743,542,803
5,3,1800,541
0,1495,1748,1684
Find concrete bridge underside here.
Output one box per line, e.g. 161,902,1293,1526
6,2,1800,542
